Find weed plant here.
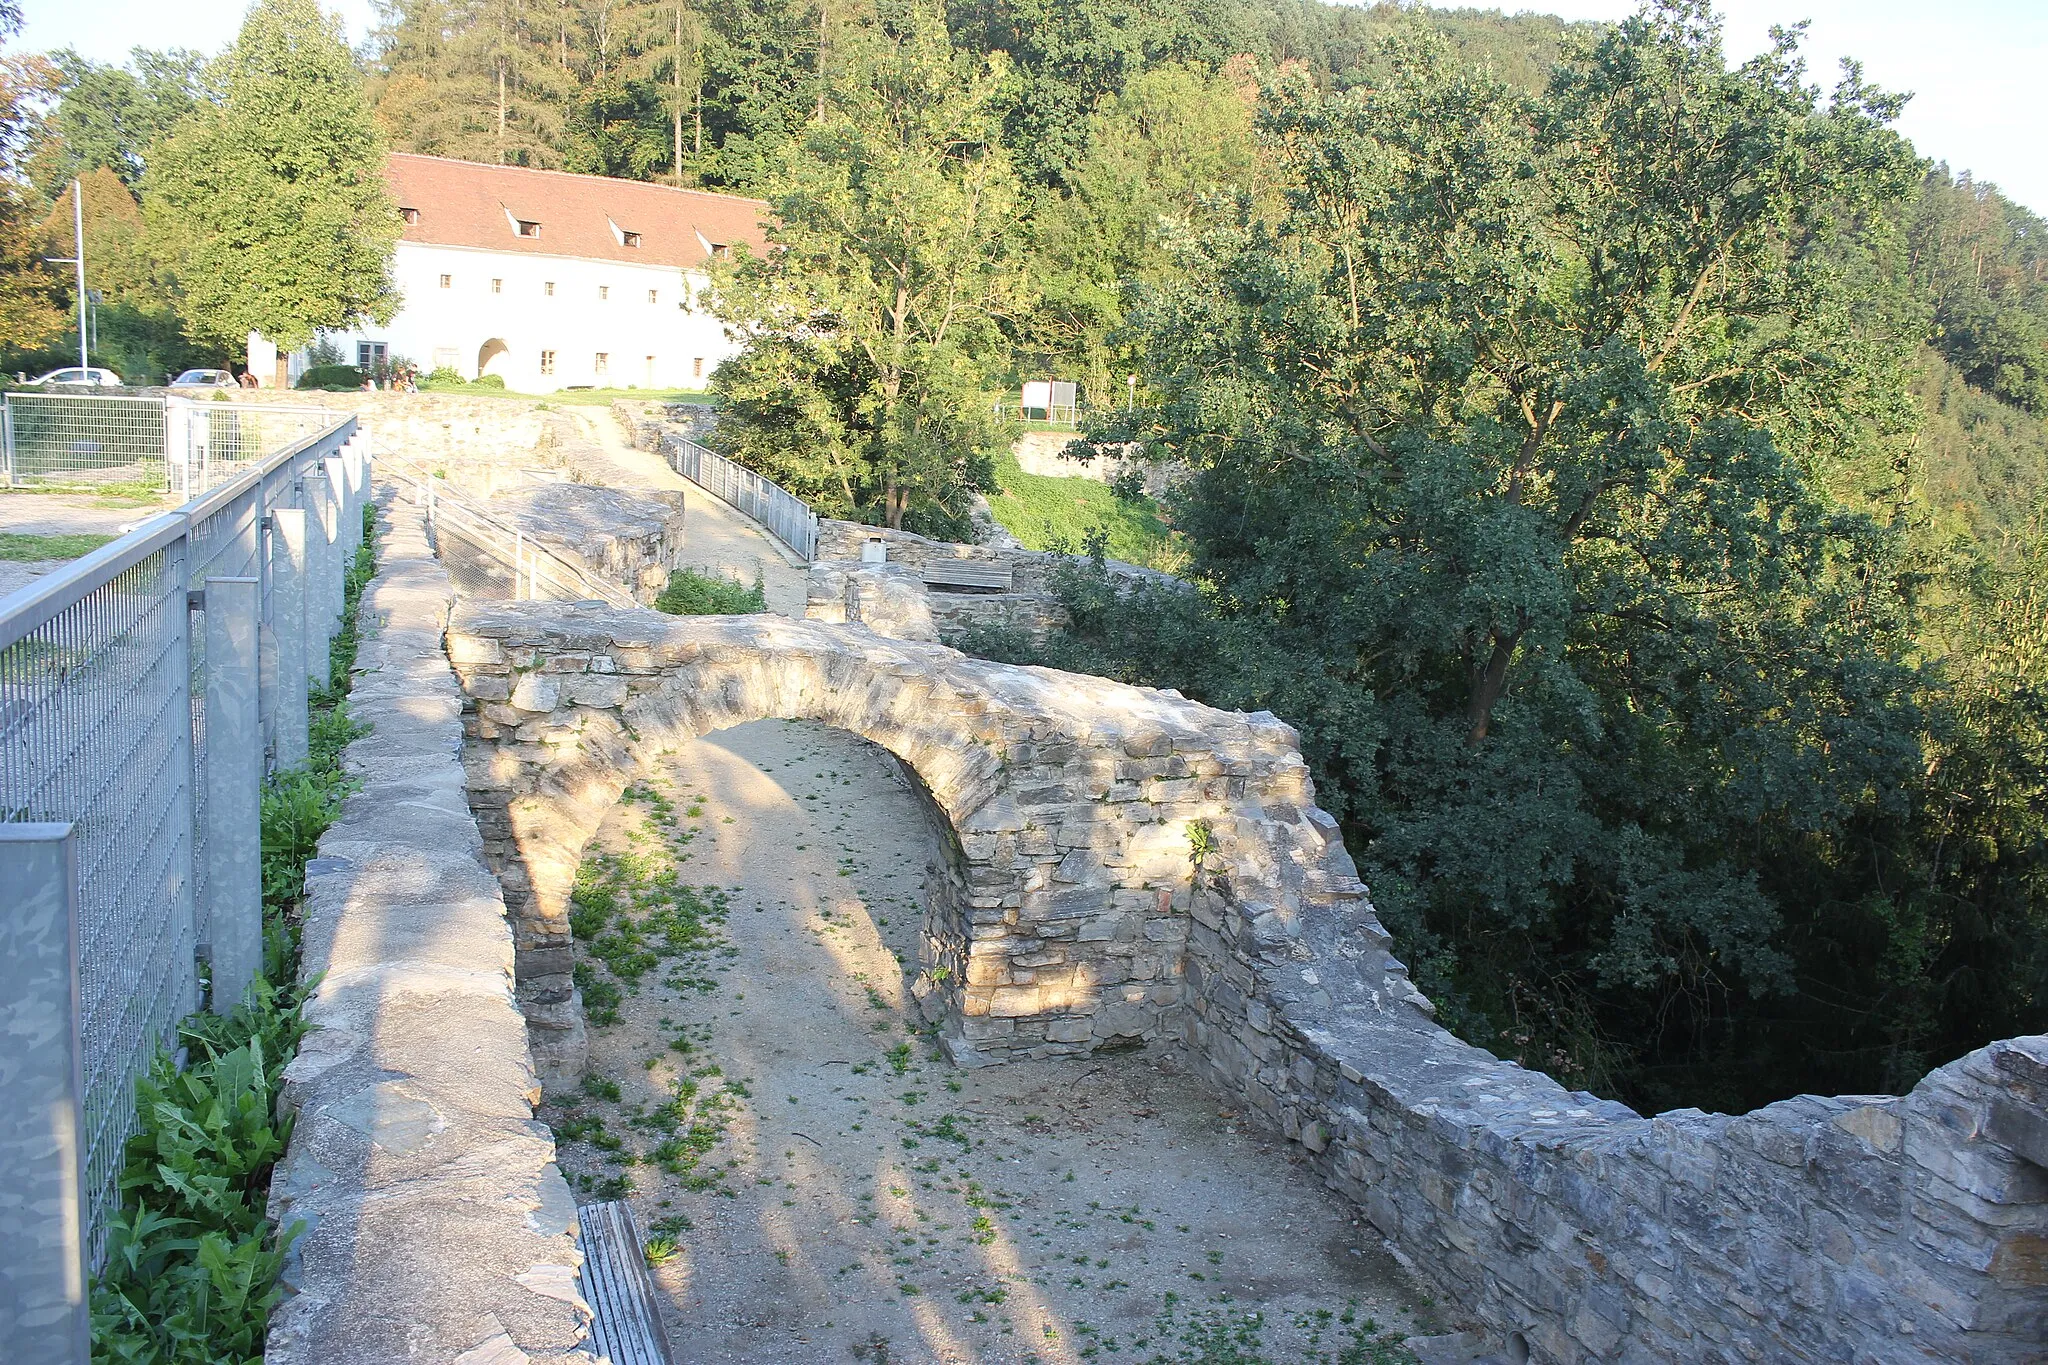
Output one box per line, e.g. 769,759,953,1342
654,567,766,616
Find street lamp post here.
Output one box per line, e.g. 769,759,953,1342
41,178,88,374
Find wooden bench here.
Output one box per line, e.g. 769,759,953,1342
577,1199,677,1365
920,560,1014,593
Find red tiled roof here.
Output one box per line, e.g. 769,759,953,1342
384,153,768,269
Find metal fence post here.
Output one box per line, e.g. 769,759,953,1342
201,576,261,1012
3,394,14,487
303,472,335,689
270,507,311,766
0,824,90,1365
324,452,352,570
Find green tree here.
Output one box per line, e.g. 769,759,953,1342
1054,3,1954,1109
30,47,207,192
1024,62,1266,398
0,1,67,353
709,1,1023,531
147,0,400,353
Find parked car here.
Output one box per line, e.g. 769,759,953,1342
24,365,123,388
169,368,239,390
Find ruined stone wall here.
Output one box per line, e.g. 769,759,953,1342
267,496,590,1364
486,482,686,604
439,598,2048,1363
443,602,1351,1084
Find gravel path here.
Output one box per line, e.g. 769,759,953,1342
544,719,1432,1365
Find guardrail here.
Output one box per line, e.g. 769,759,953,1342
2,391,339,499
378,455,640,609
0,408,366,1357
665,433,817,562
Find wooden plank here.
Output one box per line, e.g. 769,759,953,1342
920,561,1013,591
577,1200,676,1365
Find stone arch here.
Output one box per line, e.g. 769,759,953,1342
476,337,511,380
445,601,1385,1077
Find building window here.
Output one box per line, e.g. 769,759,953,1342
515,219,541,238
491,278,502,294
647,289,658,305
594,352,608,377
400,207,419,225
438,273,451,289
622,230,642,248
598,285,609,301
692,357,704,378
357,341,388,371
708,242,732,259
540,350,555,376
544,281,555,296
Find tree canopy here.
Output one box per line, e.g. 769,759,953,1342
146,0,399,353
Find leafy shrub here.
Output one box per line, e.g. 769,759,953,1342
655,568,766,616
294,364,362,391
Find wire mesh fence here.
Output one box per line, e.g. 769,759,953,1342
1,392,340,499
0,406,363,1285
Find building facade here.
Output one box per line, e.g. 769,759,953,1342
280,154,768,393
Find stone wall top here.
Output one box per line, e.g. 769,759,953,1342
266,497,593,1364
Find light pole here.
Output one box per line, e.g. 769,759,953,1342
41,178,88,374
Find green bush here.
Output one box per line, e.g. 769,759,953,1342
655,568,766,616
294,364,362,391
420,370,507,392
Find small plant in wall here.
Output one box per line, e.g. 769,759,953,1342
1186,819,1217,872
644,1235,680,1267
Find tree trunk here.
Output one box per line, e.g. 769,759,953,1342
673,8,685,185
497,66,507,163
1465,629,1519,746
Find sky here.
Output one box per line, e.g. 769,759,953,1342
15,0,2047,215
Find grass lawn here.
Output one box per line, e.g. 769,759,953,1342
0,531,116,561
984,451,1182,571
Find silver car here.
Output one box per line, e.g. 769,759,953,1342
170,368,239,390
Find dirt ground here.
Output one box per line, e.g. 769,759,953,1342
542,719,1434,1365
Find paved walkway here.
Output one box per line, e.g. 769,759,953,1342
560,409,810,617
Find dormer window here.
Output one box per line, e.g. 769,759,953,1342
709,242,731,259
516,219,541,238
623,230,642,248
399,207,419,225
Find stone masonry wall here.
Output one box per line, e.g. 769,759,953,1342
437,597,2048,1362
266,497,593,1364
443,600,1356,1081
487,481,687,604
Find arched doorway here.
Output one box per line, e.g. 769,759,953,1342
476,336,511,381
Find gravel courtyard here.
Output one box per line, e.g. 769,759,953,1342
541,718,1434,1365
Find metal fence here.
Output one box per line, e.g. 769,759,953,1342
665,434,818,562
1,391,338,499
0,402,366,1358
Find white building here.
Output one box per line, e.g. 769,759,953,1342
272,154,768,393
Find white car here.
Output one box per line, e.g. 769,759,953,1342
26,366,123,388
169,368,239,390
